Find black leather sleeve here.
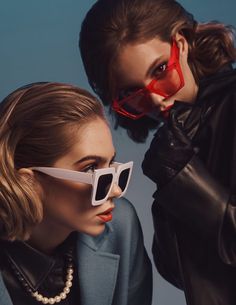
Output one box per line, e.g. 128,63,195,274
153,154,236,264
151,204,184,289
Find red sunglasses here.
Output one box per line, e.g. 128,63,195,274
112,40,185,120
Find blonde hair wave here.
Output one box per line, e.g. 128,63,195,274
0,82,105,240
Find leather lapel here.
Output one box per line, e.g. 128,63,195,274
0,227,119,305
76,227,120,305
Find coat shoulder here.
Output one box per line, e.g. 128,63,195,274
111,197,141,233
102,197,145,252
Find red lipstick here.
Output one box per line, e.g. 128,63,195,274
97,208,113,222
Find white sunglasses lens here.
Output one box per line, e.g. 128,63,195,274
95,173,113,201
118,168,130,192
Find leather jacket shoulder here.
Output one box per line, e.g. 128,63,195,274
152,68,236,305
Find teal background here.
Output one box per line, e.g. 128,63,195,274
0,1,235,304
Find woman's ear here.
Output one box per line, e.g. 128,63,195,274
18,168,34,181
18,168,35,182
18,168,43,196
174,32,189,57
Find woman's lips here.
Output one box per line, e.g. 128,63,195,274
97,208,113,222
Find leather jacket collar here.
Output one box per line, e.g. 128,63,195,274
172,67,236,141
196,66,236,103
2,233,76,291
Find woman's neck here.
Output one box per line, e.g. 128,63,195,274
27,221,73,255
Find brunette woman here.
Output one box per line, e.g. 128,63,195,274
79,0,236,304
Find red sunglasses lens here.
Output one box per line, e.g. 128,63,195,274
118,92,153,116
150,67,182,96
113,41,184,119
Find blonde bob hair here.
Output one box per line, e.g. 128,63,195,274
0,82,105,241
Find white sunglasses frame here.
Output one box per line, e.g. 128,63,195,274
31,161,133,206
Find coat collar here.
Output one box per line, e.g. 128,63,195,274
3,240,55,291
78,221,113,250
0,223,120,305
1,232,75,292
76,223,120,305
171,68,236,141
196,67,236,103
0,274,12,305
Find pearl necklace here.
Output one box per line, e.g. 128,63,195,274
31,263,73,304
9,248,74,304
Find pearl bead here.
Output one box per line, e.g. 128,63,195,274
36,294,43,301
60,292,66,299
63,286,70,294
66,280,72,287
55,296,61,303
14,253,74,304
67,274,73,281
42,297,49,304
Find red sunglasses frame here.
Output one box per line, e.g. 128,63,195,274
112,40,185,120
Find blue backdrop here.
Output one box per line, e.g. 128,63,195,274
0,1,235,304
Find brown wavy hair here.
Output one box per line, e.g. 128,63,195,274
0,82,105,241
79,0,236,141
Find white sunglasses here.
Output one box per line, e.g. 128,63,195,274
32,161,133,206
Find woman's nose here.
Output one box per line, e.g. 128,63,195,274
109,182,122,199
149,92,165,107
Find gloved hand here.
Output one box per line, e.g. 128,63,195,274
142,105,195,188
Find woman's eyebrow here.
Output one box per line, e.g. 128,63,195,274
75,156,103,164
74,152,116,165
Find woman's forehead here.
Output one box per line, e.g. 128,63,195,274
54,119,115,167
116,38,171,87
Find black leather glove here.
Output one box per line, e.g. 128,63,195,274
142,105,195,188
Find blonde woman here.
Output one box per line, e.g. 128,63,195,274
0,82,152,305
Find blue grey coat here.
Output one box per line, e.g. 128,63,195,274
0,198,152,305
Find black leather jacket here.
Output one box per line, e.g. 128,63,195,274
151,68,236,305
0,233,80,305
